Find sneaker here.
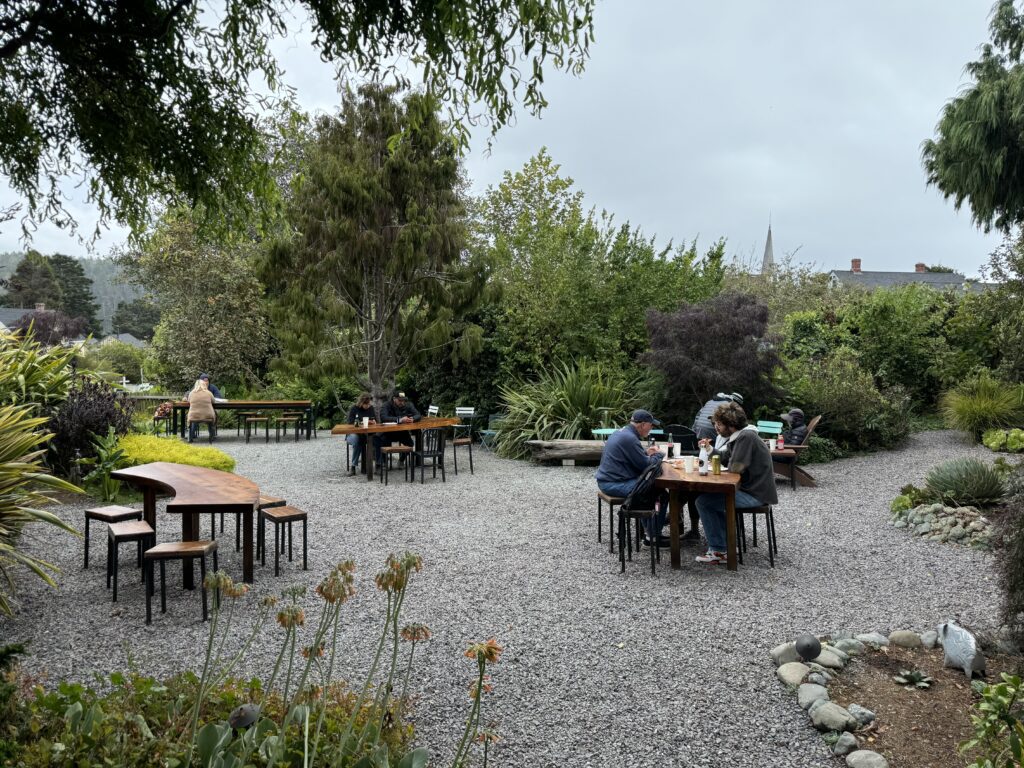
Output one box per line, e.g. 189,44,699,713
694,550,727,564
349,466,358,475
681,529,701,543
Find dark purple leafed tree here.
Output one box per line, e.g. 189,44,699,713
11,309,87,346
643,292,781,420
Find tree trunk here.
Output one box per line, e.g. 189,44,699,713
525,439,605,462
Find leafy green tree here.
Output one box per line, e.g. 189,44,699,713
1,0,595,237
922,0,1024,232
86,340,147,384
120,209,271,392
46,254,99,334
0,251,62,308
110,298,160,341
983,233,1024,381
264,85,484,404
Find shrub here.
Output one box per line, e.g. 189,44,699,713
0,329,76,415
777,347,910,451
47,378,135,476
925,458,1005,508
78,428,127,502
118,434,235,472
800,435,845,464
994,465,1024,647
961,673,1024,767
940,371,1024,441
494,362,638,459
985,428,1024,453
0,405,81,617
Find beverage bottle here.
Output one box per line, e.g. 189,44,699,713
776,434,784,450
698,445,709,475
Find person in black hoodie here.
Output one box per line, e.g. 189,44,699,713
346,393,376,475
375,390,421,463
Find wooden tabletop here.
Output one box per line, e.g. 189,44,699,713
172,400,311,408
111,462,259,512
331,416,460,435
656,462,741,489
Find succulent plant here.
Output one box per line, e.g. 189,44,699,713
925,458,1006,508
893,668,934,690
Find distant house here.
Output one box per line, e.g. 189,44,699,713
828,260,992,293
111,332,145,349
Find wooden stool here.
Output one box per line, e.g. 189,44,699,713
245,416,269,443
259,505,308,576
597,491,626,553
452,435,474,475
255,495,287,556
144,540,219,624
275,415,302,442
106,520,155,602
380,445,413,485
84,505,143,568
736,504,778,567
235,411,258,436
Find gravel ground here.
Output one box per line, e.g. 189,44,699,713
0,429,1002,767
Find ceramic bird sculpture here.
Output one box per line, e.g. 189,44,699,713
938,621,986,679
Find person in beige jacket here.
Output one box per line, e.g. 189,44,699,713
186,379,217,441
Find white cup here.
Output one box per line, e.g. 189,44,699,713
362,417,369,428
684,456,696,472
673,442,682,457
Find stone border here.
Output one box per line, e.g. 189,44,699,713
890,502,992,549
771,629,944,768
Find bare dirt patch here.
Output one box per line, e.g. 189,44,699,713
829,645,1019,768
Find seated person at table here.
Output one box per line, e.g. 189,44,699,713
595,409,670,548
693,401,777,565
780,407,808,446
375,390,421,461
691,391,743,442
196,373,223,399
186,378,217,441
346,393,376,475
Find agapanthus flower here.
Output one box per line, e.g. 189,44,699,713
400,623,432,643
465,638,503,664
276,606,305,629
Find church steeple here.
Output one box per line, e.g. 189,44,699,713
761,218,775,273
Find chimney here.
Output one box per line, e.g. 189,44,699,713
851,258,862,274
915,263,927,273
34,302,45,311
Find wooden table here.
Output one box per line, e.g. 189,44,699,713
656,463,741,571
331,417,460,481
111,462,260,586
171,400,314,439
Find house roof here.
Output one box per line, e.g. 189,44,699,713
112,333,145,348
0,306,32,328
828,270,992,292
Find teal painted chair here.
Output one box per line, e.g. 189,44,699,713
757,420,784,436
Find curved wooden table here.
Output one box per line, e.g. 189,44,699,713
111,462,260,586
331,417,460,481
656,463,741,571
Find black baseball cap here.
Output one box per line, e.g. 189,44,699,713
631,409,662,426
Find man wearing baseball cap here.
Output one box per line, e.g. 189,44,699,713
376,389,422,463
595,409,670,547
691,392,743,441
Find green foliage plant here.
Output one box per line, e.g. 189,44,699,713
892,668,934,690
0,405,81,617
82,340,147,384
961,673,1024,767
799,435,845,464
45,254,100,335
776,346,911,451
941,371,1024,441
925,458,1006,508
0,329,77,415
3,555,502,767
0,252,62,308
118,434,235,472
494,361,637,459
994,468,1024,647
78,427,127,502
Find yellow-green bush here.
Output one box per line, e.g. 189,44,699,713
118,434,235,472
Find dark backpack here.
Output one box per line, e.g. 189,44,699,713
621,455,664,513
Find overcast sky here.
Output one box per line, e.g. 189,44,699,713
0,1,1005,277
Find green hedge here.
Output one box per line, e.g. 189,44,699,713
984,428,1024,453
118,434,235,472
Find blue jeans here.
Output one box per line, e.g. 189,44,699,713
694,490,763,552
346,434,365,468
597,480,667,536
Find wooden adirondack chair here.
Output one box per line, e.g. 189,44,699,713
772,415,822,489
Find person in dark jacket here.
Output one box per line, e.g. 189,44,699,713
375,390,421,462
694,401,778,564
197,373,222,399
691,392,743,441
346,393,376,475
780,408,808,446
595,409,669,547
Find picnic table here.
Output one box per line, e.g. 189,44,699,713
171,400,314,439
330,417,460,481
110,462,260,586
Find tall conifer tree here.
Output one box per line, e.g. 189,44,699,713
47,254,100,334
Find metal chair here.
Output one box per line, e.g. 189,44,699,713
452,406,475,475
412,428,447,484
427,405,440,417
